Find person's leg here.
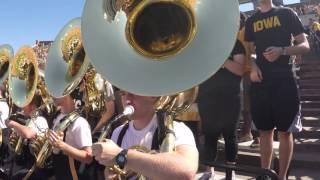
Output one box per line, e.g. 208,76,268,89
259,130,274,169
278,131,293,180
273,78,301,179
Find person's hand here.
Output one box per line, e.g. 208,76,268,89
263,46,283,62
47,130,65,150
250,61,263,82
92,139,122,166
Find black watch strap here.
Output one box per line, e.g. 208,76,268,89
115,149,128,169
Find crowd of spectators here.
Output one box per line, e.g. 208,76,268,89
32,40,52,70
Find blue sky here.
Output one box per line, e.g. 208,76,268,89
1,0,302,50
240,0,301,12
0,0,85,51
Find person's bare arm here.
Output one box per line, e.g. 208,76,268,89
263,33,310,62
286,33,310,55
223,54,245,76
126,145,198,180
48,130,93,164
6,120,37,139
247,42,263,82
92,100,115,134
93,140,198,180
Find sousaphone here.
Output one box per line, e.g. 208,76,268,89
0,44,14,85
82,0,240,96
8,46,38,107
7,46,39,155
45,17,90,97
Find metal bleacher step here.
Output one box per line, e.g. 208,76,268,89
293,126,320,139
301,100,320,108
290,151,320,170
301,108,320,116
294,138,320,152
302,116,320,126
300,94,320,101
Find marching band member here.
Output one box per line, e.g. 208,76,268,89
93,92,198,180
47,89,93,180
3,94,49,180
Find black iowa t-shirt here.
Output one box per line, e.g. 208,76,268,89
245,7,304,80
198,40,245,98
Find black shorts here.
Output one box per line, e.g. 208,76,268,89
250,78,301,132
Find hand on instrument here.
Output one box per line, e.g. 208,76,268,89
47,130,65,150
92,139,122,166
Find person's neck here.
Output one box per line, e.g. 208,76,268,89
259,1,274,13
132,112,155,130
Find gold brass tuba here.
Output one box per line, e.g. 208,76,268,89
7,46,39,155
82,0,240,96
83,65,114,118
154,86,198,152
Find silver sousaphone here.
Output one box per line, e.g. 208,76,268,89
8,46,39,107
82,0,240,96
0,44,14,86
45,17,90,97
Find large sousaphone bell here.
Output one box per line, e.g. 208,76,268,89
82,0,240,96
8,46,39,107
45,17,90,97
0,44,14,85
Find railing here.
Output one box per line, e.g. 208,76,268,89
203,161,278,180
309,30,320,55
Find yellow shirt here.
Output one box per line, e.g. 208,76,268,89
312,22,320,31
237,27,251,74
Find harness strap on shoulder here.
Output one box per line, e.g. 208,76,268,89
68,156,79,180
117,122,129,147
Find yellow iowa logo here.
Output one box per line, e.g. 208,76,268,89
253,16,281,32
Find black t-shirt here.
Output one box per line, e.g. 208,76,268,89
198,40,245,98
245,7,304,80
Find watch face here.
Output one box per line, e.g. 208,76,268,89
118,155,125,163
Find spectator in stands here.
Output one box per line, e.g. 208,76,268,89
245,0,310,179
197,13,245,180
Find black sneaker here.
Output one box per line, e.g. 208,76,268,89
256,175,272,180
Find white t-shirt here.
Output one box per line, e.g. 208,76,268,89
111,115,196,150
29,116,49,136
52,113,92,150
0,101,9,128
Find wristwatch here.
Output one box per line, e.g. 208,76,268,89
115,149,128,169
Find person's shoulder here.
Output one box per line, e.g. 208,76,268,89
277,6,297,15
173,121,192,133
73,116,90,128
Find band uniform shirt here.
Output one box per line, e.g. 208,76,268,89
28,116,48,136
245,7,305,81
111,114,196,150
0,101,9,128
52,113,92,151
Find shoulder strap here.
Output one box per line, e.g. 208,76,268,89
117,122,129,147
151,128,159,150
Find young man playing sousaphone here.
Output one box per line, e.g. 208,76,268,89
92,91,198,180
46,88,93,180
